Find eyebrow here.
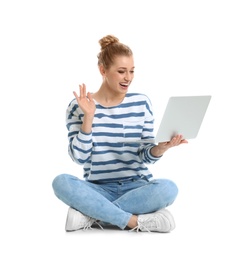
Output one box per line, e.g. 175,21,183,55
118,67,135,69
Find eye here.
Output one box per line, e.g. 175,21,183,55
130,70,134,74
118,70,125,74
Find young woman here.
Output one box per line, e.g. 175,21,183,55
52,35,188,232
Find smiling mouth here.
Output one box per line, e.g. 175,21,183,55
120,83,129,88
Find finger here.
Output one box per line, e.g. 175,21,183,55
79,84,86,98
170,137,177,143
87,92,93,101
171,136,180,146
73,91,79,99
79,84,83,98
82,83,87,97
174,134,183,143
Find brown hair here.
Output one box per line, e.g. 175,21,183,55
97,35,133,69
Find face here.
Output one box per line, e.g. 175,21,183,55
101,55,135,95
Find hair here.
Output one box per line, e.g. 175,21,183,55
97,35,133,69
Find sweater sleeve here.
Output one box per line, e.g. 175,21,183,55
65,99,93,165
137,95,162,164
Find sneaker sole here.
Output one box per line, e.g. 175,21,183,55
161,209,176,232
65,207,80,231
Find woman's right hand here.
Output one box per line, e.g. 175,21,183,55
73,83,96,118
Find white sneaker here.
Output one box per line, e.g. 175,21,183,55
65,207,101,231
131,208,175,233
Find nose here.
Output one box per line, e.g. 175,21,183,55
124,72,133,81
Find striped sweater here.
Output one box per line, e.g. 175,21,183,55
66,93,162,182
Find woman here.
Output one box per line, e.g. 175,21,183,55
52,35,188,233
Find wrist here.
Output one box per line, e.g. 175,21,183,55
81,116,94,133
150,145,167,157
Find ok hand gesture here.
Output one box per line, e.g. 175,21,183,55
73,83,96,118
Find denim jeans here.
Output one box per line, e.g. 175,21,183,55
52,174,178,229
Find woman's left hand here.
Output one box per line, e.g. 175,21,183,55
150,134,188,157
158,134,188,149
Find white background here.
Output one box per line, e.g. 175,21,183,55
1,0,248,259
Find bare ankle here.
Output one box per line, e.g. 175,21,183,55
127,215,138,229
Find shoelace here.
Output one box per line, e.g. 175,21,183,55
129,217,158,232
82,219,104,231
93,220,104,230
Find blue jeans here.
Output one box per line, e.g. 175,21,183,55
52,174,178,229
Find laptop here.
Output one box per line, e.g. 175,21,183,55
125,95,211,143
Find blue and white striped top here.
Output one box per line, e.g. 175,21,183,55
66,93,162,182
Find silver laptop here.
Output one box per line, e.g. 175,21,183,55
125,95,211,143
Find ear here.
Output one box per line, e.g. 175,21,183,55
98,64,106,77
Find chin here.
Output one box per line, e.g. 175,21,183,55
120,87,129,93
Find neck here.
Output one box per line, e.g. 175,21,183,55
92,85,126,107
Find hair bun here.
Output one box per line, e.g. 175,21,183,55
99,35,119,50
